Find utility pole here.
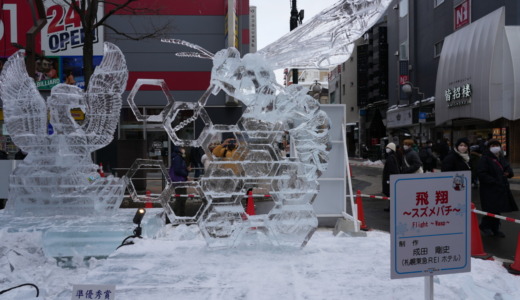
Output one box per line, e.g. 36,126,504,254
26,0,47,77
290,0,303,85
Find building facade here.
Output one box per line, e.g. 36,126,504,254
103,0,251,172
387,0,520,164
0,0,251,171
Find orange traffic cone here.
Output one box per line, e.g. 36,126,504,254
471,203,493,260
98,163,105,177
349,164,354,178
145,190,153,208
246,189,255,216
356,190,369,231
504,232,520,275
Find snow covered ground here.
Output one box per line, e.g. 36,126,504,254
1,209,520,300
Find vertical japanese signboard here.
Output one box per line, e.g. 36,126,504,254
390,171,471,279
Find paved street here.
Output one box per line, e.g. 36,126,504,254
349,160,520,262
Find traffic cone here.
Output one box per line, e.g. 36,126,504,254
348,164,354,178
145,190,153,208
471,203,493,260
98,163,105,177
504,232,520,275
246,189,255,216
356,190,369,231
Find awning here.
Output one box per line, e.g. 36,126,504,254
435,7,520,125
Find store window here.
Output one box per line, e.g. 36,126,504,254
399,0,408,18
119,108,144,140
399,40,409,60
434,0,445,8
434,40,444,58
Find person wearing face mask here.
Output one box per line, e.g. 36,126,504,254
441,137,471,172
401,139,423,174
477,139,518,237
382,143,401,210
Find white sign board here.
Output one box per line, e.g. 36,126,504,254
42,0,104,56
71,284,116,300
390,171,471,279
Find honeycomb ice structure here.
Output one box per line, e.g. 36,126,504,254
128,44,331,248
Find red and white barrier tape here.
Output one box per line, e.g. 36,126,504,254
349,162,383,168
471,208,520,225
130,194,272,200
357,193,520,224
359,194,390,201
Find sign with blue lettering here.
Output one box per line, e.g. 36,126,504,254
390,171,471,279
71,284,116,300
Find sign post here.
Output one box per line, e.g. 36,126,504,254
390,171,471,298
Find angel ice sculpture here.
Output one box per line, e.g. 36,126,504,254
0,42,128,216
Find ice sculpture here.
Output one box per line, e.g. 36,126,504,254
0,42,128,216
259,0,393,68
124,40,331,248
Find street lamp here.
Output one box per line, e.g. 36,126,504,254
290,0,304,84
401,82,425,145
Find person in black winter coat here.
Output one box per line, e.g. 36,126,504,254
401,139,423,174
190,146,204,179
382,143,401,197
477,139,518,237
438,138,450,162
441,137,471,172
419,141,436,172
168,145,191,217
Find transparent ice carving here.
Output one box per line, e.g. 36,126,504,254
124,158,210,225
259,0,393,68
0,42,128,216
124,159,170,203
126,79,174,122
124,40,333,248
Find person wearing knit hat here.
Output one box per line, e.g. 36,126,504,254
382,142,402,200
441,137,471,172
477,138,518,237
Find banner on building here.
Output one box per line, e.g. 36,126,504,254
1,1,105,90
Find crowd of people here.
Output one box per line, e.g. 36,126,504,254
381,135,518,238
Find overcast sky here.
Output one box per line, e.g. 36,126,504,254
249,0,338,50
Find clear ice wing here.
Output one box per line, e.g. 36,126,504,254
258,0,392,69
82,42,129,150
0,50,48,142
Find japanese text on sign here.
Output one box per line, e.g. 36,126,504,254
390,172,471,279
71,284,115,300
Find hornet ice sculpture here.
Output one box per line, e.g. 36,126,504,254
125,40,332,248
0,42,128,216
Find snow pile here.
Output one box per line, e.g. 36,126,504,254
361,159,384,167
1,220,520,299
